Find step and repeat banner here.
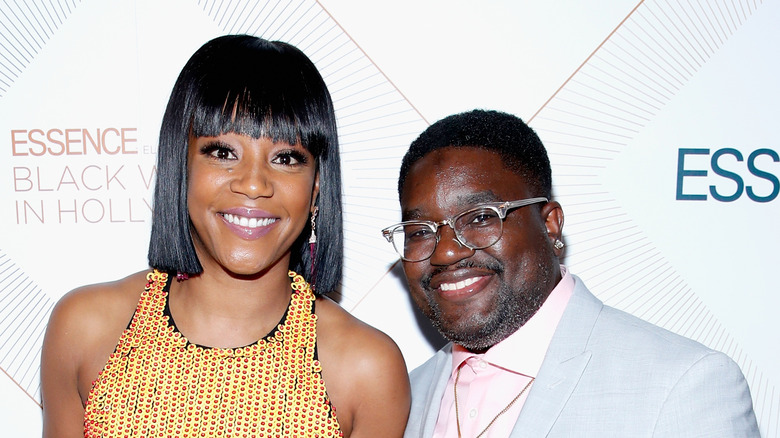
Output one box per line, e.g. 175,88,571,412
1,0,777,436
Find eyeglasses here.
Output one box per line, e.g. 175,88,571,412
381,197,548,262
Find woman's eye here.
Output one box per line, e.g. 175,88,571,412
273,150,308,166
213,147,233,160
200,142,237,160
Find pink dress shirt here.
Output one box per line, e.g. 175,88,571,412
432,266,574,438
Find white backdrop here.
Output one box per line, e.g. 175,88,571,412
0,0,777,436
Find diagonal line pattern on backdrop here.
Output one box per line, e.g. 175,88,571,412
0,0,83,99
527,0,775,435
0,250,53,407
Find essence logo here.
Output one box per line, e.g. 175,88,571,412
676,148,779,202
11,128,138,155
8,127,156,225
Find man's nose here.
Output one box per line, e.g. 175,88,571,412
428,224,475,266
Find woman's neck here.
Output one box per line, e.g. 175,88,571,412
167,263,295,348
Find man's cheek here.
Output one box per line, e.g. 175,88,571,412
402,264,423,285
410,288,432,311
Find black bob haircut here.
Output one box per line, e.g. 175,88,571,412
398,109,552,200
148,34,343,295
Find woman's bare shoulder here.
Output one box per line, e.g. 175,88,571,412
41,270,153,433
44,270,151,359
315,297,402,355
314,296,411,437
51,270,149,324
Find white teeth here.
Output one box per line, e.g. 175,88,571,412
223,213,277,228
440,277,479,291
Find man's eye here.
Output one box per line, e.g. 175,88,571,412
462,210,499,227
406,226,433,241
473,212,497,223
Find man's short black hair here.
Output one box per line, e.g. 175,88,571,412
398,109,552,200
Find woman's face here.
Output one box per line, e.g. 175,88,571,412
186,132,319,277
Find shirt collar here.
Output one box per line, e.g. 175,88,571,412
451,265,574,376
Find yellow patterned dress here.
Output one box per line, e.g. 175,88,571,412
83,269,342,437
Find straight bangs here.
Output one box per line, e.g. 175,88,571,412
188,67,332,159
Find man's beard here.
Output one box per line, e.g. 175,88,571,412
420,261,551,352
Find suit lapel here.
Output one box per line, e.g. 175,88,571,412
409,346,453,438
510,277,602,437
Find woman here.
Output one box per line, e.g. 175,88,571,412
40,35,410,437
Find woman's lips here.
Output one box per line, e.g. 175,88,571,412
222,213,278,228
219,209,279,240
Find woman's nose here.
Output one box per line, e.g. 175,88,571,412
229,163,273,199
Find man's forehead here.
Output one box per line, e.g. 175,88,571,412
417,145,499,163
400,146,530,209
406,147,502,177
401,189,502,220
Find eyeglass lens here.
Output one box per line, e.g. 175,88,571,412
394,206,504,262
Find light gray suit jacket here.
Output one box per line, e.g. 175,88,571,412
405,275,759,437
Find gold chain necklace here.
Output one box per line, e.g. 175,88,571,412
453,365,535,438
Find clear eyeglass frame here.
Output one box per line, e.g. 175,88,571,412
381,197,548,262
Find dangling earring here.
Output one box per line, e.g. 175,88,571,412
309,207,318,278
309,207,318,245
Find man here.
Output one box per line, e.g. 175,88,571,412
382,109,759,437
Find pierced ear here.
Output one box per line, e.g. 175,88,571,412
541,201,564,254
310,172,320,211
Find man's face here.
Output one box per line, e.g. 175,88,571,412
400,146,563,351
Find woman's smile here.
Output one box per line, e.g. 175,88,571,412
187,133,319,275
219,207,280,240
